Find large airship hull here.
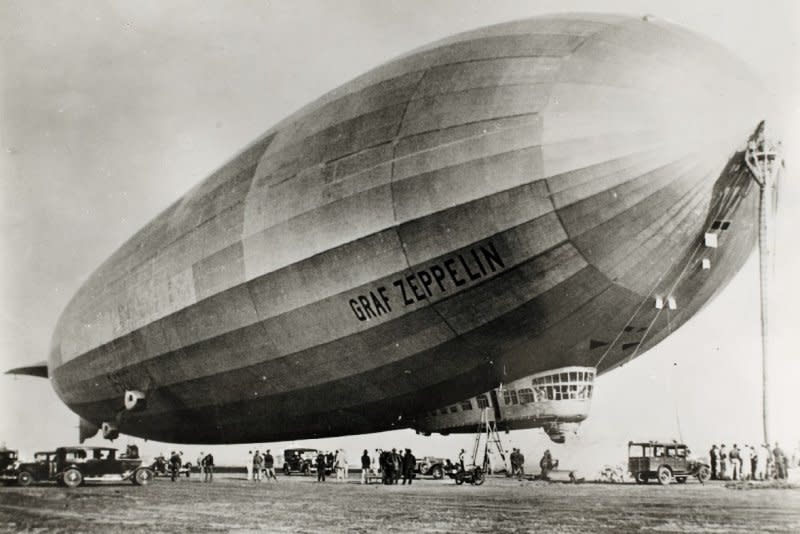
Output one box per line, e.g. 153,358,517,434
48,14,762,443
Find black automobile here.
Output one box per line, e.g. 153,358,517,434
282,448,318,475
0,451,56,486
415,456,446,479
0,448,17,472
53,446,154,487
628,441,711,485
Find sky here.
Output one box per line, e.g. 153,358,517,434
1,0,798,474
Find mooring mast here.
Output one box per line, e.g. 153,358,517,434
744,121,782,446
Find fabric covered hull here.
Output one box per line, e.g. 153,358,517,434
49,14,762,443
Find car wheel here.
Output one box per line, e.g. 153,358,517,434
657,466,672,486
474,470,485,486
455,473,464,485
284,465,290,476
133,468,154,486
17,471,33,487
635,472,648,484
63,468,83,488
431,466,444,480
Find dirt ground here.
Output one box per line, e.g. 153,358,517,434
1,474,799,533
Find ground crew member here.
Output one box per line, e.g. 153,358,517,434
361,450,371,484
252,450,263,482
264,449,277,481
203,452,214,482
316,452,327,482
773,442,786,479
539,450,553,481
402,449,416,485
391,449,401,484
709,445,718,480
169,451,182,482
730,444,741,480
719,444,728,480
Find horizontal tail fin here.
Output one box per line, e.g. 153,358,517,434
5,361,48,378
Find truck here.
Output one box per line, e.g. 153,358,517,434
628,441,711,485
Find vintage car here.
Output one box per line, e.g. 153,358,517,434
628,441,711,485
0,451,56,486
415,456,446,479
53,446,154,487
0,448,18,472
282,448,321,475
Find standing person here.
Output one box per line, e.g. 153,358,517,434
391,449,402,484
361,450,371,485
719,444,728,480
458,449,465,470
773,442,786,480
372,449,381,478
203,452,214,482
264,449,277,481
709,445,718,480
197,451,205,479
402,449,416,485
380,450,390,484
730,444,740,481
757,443,769,480
517,449,526,480
246,451,253,481
741,445,752,480
749,445,758,480
326,451,334,474
316,452,327,482
540,450,553,481
334,449,343,481
169,451,182,482
252,450,263,482
337,449,348,481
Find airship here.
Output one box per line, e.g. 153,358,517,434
10,14,768,444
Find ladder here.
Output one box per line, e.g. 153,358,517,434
471,407,508,472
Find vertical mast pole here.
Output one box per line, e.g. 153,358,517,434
745,121,780,446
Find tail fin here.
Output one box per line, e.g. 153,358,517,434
5,361,48,378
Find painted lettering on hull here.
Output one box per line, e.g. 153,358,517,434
348,241,505,322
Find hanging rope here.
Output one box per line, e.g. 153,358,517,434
595,156,752,369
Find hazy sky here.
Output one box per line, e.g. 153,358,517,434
1,0,798,471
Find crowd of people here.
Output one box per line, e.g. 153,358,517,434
246,449,279,482
155,450,215,482
708,442,790,481
313,449,349,482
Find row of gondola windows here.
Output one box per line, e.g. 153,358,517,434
532,384,592,402
429,399,479,417
531,371,594,385
426,379,595,417
502,385,593,404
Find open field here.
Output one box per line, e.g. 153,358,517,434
1,474,799,533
